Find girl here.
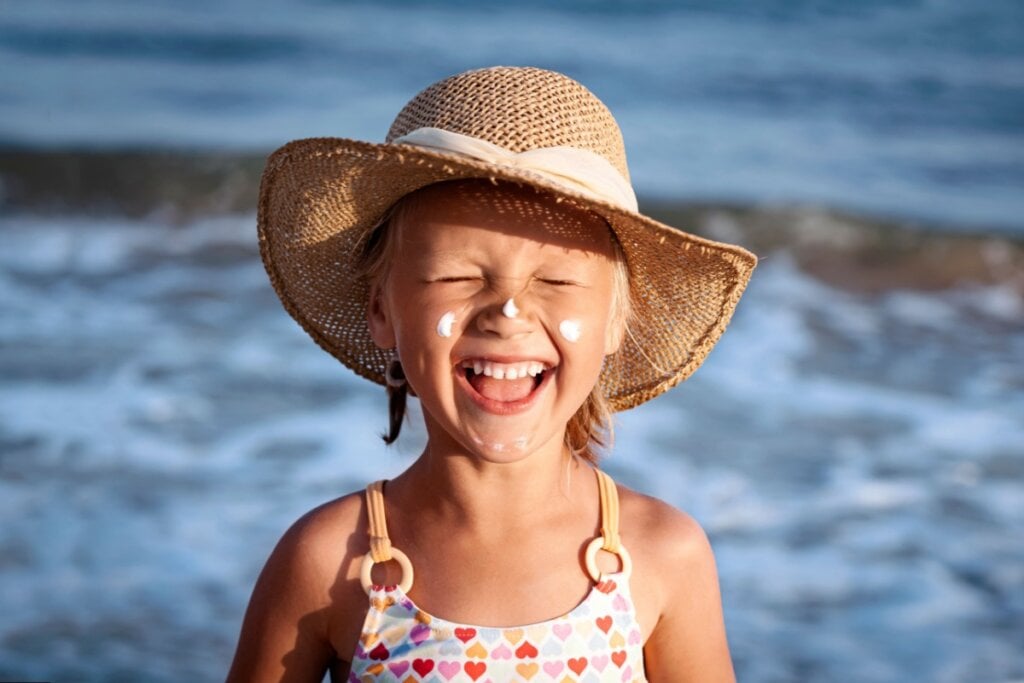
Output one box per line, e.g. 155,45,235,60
228,66,757,682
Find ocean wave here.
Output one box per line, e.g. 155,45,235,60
0,209,1021,682
2,148,1022,299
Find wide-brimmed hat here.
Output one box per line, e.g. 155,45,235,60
257,66,757,412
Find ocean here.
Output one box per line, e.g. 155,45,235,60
2,0,1023,232
0,2,1022,682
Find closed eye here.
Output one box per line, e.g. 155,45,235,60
538,278,582,287
433,276,482,283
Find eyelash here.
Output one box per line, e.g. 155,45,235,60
432,277,580,287
434,276,481,283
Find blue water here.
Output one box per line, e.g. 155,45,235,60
1,4,1023,682
0,213,1022,682
0,215,1019,683
1,0,1022,232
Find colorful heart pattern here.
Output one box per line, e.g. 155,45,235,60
349,574,646,682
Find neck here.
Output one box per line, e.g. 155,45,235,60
388,416,592,533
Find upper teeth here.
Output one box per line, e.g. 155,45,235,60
460,360,550,380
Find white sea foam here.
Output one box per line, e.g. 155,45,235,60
1,212,1021,681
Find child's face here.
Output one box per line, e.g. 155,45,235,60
368,180,623,463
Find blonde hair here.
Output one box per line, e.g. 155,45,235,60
355,181,634,465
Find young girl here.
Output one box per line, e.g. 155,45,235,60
227,66,757,682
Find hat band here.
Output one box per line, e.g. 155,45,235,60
390,127,639,212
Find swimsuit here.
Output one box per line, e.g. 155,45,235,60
348,468,648,682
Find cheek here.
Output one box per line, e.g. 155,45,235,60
558,319,582,343
545,306,613,388
544,287,614,347
436,310,456,338
394,301,471,385
389,280,462,340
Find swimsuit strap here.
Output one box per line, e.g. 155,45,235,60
365,480,393,562
359,480,414,594
595,468,621,554
359,468,630,591
586,468,633,581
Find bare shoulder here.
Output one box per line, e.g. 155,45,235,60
271,489,375,636
225,489,371,683
616,484,714,575
251,489,368,603
277,490,369,574
615,484,736,682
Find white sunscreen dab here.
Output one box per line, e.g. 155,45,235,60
559,319,582,343
436,311,456,337
502,298,519,319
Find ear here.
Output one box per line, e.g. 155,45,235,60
366,280,397,349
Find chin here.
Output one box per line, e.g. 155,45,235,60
465,416,589,465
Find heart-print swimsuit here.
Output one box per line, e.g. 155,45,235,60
348,468,648,682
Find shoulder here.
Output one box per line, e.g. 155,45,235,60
264,489,374,629
249,490,367,603
250,489,372,622
225,489,371,682
616,484,715,577
615,484,736,681
274,489,368,572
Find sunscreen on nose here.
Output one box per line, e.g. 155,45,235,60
502,298,519,319
559,319,582,343
436,311,456,337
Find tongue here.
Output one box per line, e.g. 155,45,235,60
469,374,535,402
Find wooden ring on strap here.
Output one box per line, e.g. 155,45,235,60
584,535,633,582
359,547,414,595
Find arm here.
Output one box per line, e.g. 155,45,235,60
225,511,339,683
643,510,736,683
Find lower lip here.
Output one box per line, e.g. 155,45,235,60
455,367,554,416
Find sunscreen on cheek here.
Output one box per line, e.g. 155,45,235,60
436,311,456,338
559,319,582,343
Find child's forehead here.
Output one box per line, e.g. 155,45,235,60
392,180,616,255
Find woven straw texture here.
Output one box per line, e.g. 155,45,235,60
257,66,758,411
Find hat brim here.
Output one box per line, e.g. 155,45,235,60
257,137,757,412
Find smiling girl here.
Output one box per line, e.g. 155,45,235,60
227,66,757,683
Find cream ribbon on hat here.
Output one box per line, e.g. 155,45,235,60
391,127,639,212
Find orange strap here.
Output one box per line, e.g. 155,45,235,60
365,480,393,563
594,469,622,553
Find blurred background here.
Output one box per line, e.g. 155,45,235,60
1,1,1022,682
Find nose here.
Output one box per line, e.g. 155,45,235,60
474,285,533,339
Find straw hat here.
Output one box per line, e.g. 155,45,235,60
257,66,757,411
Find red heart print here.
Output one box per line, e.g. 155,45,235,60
464,661,487,680
596,579,617,594
612,650,627,668
368,642,389,661
596,616,613,633
515,641,538,658
412,658,434,676
569,657,588,675
455,627,477,643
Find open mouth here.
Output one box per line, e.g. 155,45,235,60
457,359,554,412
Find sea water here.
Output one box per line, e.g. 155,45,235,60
1,1,1023,681
0,213,1020,682
1,0,1022,232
